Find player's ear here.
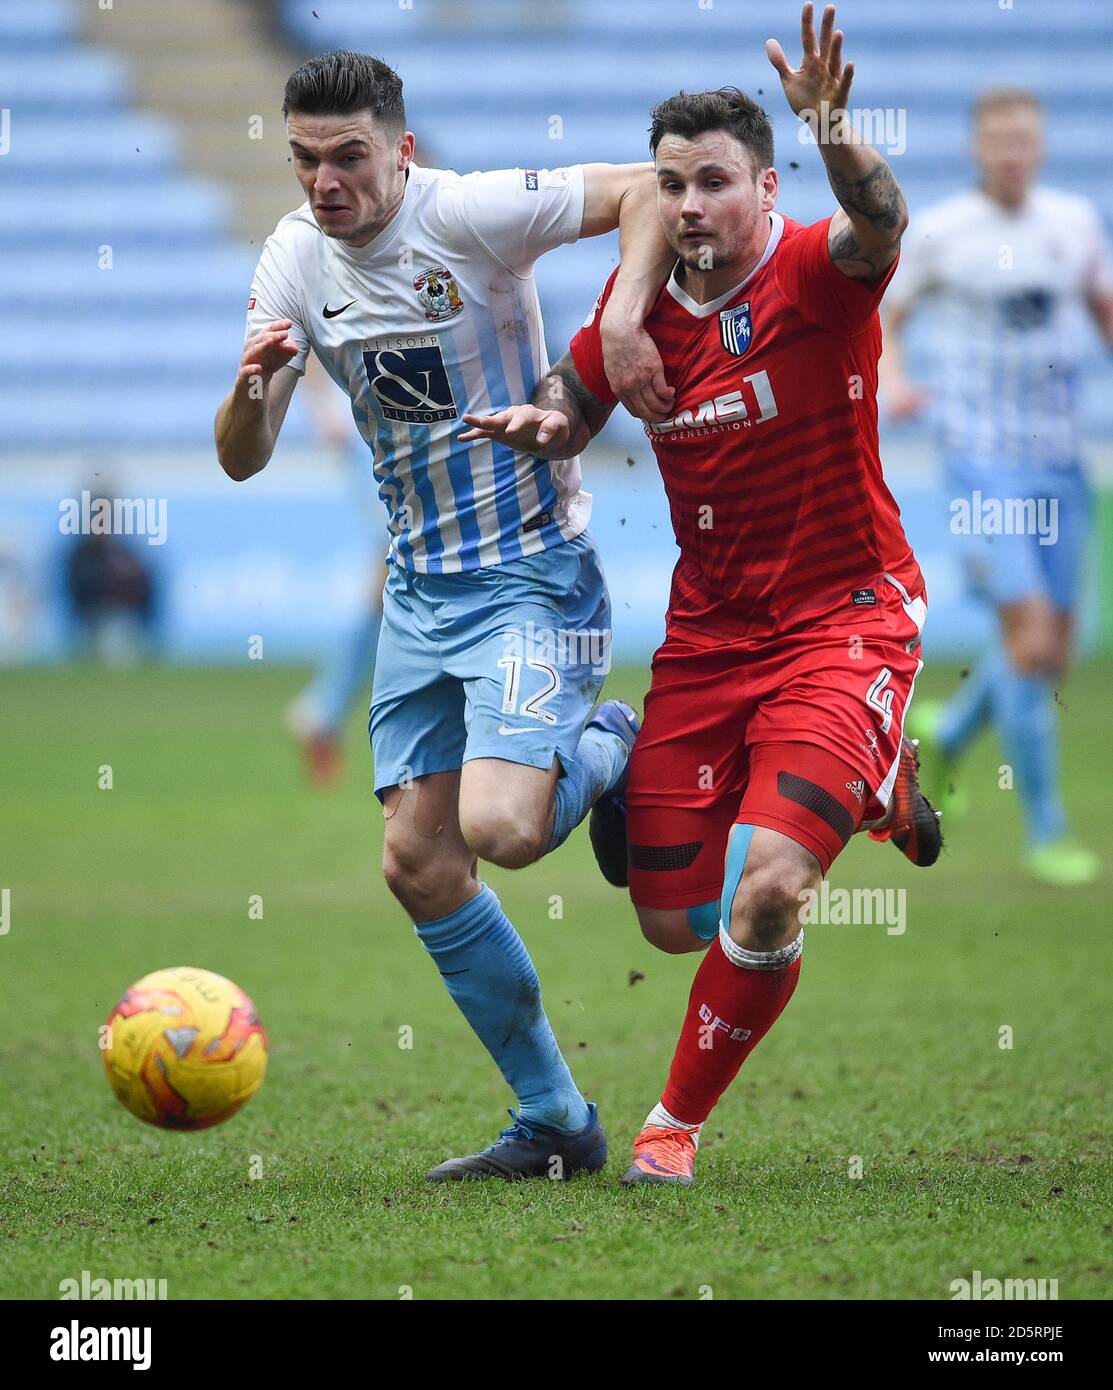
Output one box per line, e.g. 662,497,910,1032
759,165,778,212
398,130,416,171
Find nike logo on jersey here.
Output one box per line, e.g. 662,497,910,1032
497,724,536,737
323,300,356,318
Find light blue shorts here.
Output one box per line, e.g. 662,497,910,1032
944,458,1092,613
369,530,612,797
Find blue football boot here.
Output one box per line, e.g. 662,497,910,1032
426,1103,608,1182
586,699,640,888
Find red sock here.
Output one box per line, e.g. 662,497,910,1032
660,932,802,1126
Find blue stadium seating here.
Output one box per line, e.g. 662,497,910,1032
0,0,79,48
277,0,1113,443
6,115,181,181
281,0,1106,45
0,51,132,113
1,0,1110,448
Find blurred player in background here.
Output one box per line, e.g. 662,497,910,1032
285,357,387,789
884,88,1113,887
464,5,939,1186
64,480,158,665
215,51,673,1181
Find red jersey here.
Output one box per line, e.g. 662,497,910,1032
570,212,924,643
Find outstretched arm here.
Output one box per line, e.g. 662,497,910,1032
581,164,676,420
458,353,615,461
767,2,908,281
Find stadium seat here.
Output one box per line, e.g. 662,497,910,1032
0,0,78,50
0,50,132,113
0,249,259,314
6,114,181,180
0,182,232,250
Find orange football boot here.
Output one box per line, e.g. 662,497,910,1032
619,1124,698,1187
865,736,943,867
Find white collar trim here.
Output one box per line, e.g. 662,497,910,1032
665,211,785,318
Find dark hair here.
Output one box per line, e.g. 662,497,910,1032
649,86,773,170
283,50,405,128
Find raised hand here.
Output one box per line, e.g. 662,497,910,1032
238,320,299,389
766,3,853,124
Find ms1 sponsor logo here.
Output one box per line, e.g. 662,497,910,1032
647,371,779,436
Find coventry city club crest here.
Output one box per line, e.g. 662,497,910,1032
413,265,464,322
719,301,753,358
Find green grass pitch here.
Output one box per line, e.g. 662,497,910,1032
1,660,1110,1301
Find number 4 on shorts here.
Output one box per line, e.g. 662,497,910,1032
866,667,895,734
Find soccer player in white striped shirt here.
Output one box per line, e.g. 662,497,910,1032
215,51,672,1179
884,88,1113,886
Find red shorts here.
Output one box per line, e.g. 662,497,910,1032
626,579,926,909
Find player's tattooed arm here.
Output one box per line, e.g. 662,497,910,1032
767,2,908,281
823,154,908,281
458,354,614,461
537,353,617,448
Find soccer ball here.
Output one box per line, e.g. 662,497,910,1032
103,967,268,1130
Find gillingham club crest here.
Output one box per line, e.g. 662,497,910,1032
414,265,464,322
719,301,753,358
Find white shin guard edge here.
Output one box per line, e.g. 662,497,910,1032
718,923,804,971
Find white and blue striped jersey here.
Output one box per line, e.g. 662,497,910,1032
245,164,590,571
887,186,1112,469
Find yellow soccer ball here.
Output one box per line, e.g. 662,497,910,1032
103,967,268,1130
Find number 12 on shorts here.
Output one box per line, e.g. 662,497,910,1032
496,653,561,725
865,667,895,733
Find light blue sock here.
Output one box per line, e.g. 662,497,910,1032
414,885,590,1133
937,645,1002,759
990,660,1066,848
547,725,628,854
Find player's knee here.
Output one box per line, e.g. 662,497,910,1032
382,842,470,920
636,906,708,955
729,862,807,951
1003,602,1059,677
1008,633,1059,679
460,806,546,869
381,843,429,910
1014,646,1059,680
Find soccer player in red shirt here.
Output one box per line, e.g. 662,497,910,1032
461,4,940,1185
